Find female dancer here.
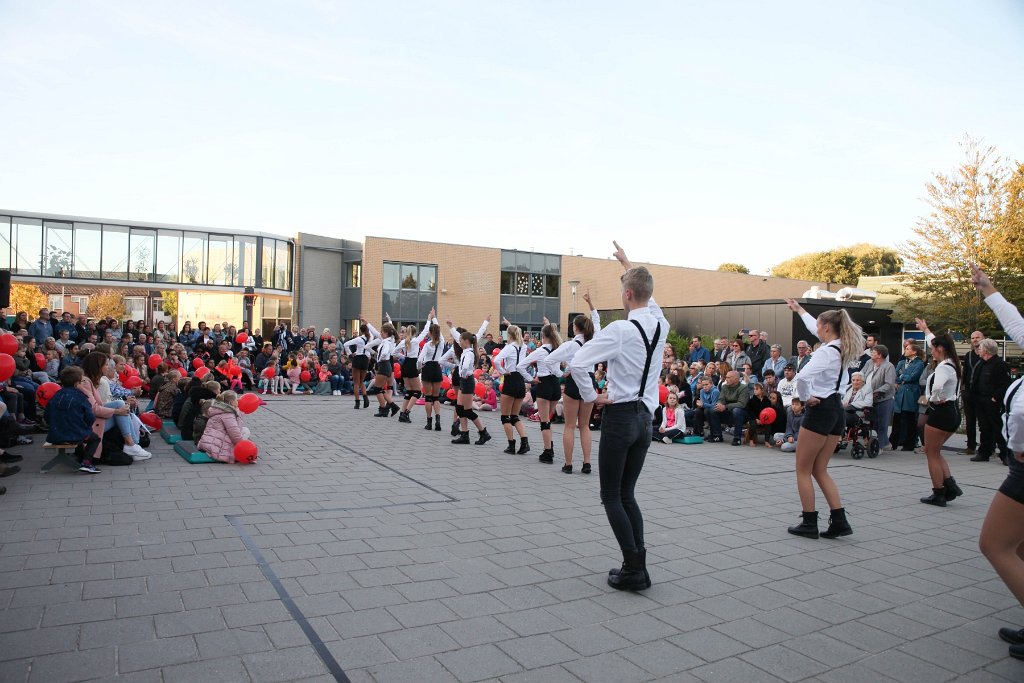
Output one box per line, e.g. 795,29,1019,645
784,299,864,539
913,318,964,506
395,309,432,423
545,293,600,472
494,322,531,455
343,316,377,409
417,315,445,431
972,264,1024,659
450,330,491,445
517,322,563,464
442,316,490,436
365,322,400,417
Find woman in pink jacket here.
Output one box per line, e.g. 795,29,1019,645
81,352,149,460
198,391,251,463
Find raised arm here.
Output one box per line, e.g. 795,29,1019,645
974,264,1024,348
583,290,601,333
785,299,819,340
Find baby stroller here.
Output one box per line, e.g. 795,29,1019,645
844,407,879,459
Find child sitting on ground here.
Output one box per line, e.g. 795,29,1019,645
45,350,61,381
45,366,102,474
154,370,182,419
192,399,213,443
472,376,498,412
197,391,251,463
773,398,805,452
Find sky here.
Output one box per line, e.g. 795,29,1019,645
1,0,1022,275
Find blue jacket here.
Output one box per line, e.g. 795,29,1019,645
28,319,53,347
687,346,711,365
893,357,925,413
45,387,95,444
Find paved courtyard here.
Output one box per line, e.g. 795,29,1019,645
1,396,1022,682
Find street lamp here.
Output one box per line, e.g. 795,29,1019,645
569,280,580,312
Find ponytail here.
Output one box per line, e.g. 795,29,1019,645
573,315,594,342
404,325,417,352
819,309,864,368
542,323,562,350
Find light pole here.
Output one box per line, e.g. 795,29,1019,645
569,280,580,312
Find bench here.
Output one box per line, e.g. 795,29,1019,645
40,443,81,473
174,440,216,464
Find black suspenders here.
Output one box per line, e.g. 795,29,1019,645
631,320,661,399
1004,379,1022,445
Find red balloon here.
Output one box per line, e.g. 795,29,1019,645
0,354,15,382
127,367,139,377
36,382,60,407
195,366,210,379
759,407,777,425
140,412,163,430
235,333,248,344
192,357,205,369
473,368,483,379
237,393,261,414
419,338,427,349
34,352,46,368
148,354,162,370
124,376,143,389
474,382,487,398
446,388,457,400
393,362,401,379
440,376,451,390
230,366,242,378
264,367,276,379
233,440,258,464
300,370,311,382
658,385,669,405
0,334,18,355
492,347,501,357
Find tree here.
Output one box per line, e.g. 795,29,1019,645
8,283,47,315
88,289,127,321
161,291,178,318
717,263,749,274
896,138,1024,334
770,244,901,283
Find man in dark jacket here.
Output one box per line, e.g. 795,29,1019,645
960,330,984,455
45,366,101,472
972,338,1011,464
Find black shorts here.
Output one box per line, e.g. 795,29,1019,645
401,357,419,380
460,377,475,395
926,402,961,432
564,373,596,402
421,361,442,383
501,372,526,399
533,375,561,402
376,360,393,377
801,394,845,436
352,355,369,372
999,458,1024,505
451,369,460,389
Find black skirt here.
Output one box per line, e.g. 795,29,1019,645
376,360,393,377
801,394,845,436
926,402,961,432
501,372,526,399
401,357,419,379
351,355,369,371
421,360,442,383
533,375,561,402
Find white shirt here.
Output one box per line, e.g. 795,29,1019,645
794,312,846,401
926,360,959,403
517,343,561,378
366,336,397,362
569,297,667,412
494,342,530,381
343,323,379,358
985,292,1024,452
457,346,476,376
418,334,446,368
776,376,796,407
545,310,602,372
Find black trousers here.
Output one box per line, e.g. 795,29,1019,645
976,397,1008,458
963,392,977,449
599,402,652,555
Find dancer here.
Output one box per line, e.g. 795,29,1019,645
783,298,863,539
494,322,531,455
569,241,665,591
450,330,491,445
343,317,376,409
517,321,563,464
417,314,445,431
365,322,400,417
442,316,490,436
395,310,432,423
545,291,600,472
972,264,1024,660
913,318,965,506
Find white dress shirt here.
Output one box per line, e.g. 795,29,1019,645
517,343,560,378
569,297,667,412
546,310,602,371
985,292,1024,452
794,312,846,401
494,342,530,381
365,336,397,362
926,360,959,403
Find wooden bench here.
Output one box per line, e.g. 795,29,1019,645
40,442,81,473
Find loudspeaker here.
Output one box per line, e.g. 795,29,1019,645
0,270,10,309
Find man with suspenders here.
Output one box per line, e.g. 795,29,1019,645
570,241,667,591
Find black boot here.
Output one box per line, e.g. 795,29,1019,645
503,440,516,454
787,511,819,538
354,399,361,409
820,508,852,539
373,405,388,417
434,415,441,431
944,476,964,501
517,437,530,455
921,488,947,507
451,431,470,445
389,402,399,416
363,395,369,408
607,549,651,591
538,448,554,464
475,429,492,445
451,421,460,437
424,418,433,430
609,548,650,585
398,410,411,423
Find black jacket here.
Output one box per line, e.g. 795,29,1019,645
973,356,1011,403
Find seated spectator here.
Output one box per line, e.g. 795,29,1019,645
154,370,182,419
192,399,213,443
762,390,788,446
762,344,787,380
743,382,770,446
777,363,796,407
842,371,874,430
472,376,498,412
178,381,220,442
773,398,805,452
45,366,102,473
762,369,778,395
790,340,812,372
658,390,688,443
198,391,251,463
687,336,711,365
687,376,719,437
706,370,749,445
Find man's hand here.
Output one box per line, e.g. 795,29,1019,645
914,317,930,333
594,392,613,406
714,403,726,412
612,241,632,270
583,290,593,309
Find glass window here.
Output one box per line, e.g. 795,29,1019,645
400,264,418,290
500,271,513,295
346,262,361,288
0,216,10,269
500,250,516,271
279,299,292,318
156,230,181,283
530,274,545,297
260,238,274,288
531,253,545,273
182,232,206,285
515,273,530,296
546,254,560,274
545,274,560,298
399,291,417,319
516,252,531,272
275,240,290,290
419,266,436,292
207,234,233,285
129,228,156,281
383,263,400,289
234,236,257,288
13,217,43,276
381,291,397,318
43,221,73,277
101,225,129,279
73,223,101,278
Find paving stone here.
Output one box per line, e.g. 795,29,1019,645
162,656,251,683
739,644,830,682
379,624,460,659
436,643,523,682
562,652,653,683
364,656,459,683
619,639,704,677
497,633,578,668
439,615,519,648
328,608,403,639
26,646,116,683
242,646,330,683
118,635,199,672
155,607,227,637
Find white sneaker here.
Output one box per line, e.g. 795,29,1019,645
662,436,672,444
124,444,151,459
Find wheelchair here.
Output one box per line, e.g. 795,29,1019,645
843,407,879,459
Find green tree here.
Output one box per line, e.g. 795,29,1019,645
8,283,47,315
161,291,178,318
716,263,749,274
770,244,901,283
896,138,1024,334
88,289,127,321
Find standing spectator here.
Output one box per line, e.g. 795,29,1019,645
745,329,769,379
865,344,897,450
687,336,711,365
55,312,76,341
28,308,53,348
891,341,925,451
725,340,751,375
713,337,729,363
960,330,984,455
973,338,1012,464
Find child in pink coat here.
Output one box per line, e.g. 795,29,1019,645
197,391,251,463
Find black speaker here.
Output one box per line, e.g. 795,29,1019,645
567,312,582,331
0,270,10,309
